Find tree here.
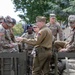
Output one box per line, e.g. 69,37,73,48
13,23,24,36
12,0,74,23
12,0,50,23
63,0,75,14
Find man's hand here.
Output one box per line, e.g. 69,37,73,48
9,43,18,48
59,48,67,52
16,37,23,42
64,42,69,48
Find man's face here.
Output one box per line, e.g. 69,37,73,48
6,22,14,28
69,21,75,28
50,17,56,24
36,21,43,29
2,22,14,29
27,27,33,33
33,26,39,33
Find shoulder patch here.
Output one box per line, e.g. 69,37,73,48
38,33,41,36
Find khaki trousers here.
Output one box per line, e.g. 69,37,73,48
32,47,52,75
54,41,68,51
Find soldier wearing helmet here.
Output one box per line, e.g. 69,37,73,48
55,15,75,52
3,16,16,42
0,16,18,52
66,15,75,51
59,15,75,74
68,15,75,29
4,16,16,28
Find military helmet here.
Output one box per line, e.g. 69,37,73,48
68,15,75,22
12,18,16,25
4,16,16,26
68,15,75,27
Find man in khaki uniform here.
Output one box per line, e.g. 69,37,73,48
16,16,52,75
46,14,64,41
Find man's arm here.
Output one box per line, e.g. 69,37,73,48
16,30,47,46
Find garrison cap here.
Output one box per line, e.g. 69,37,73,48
50,14,56,18
36,16,46,22
68,15,75,22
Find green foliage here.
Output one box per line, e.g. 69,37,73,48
63,0,75,14
11,0,75,22
13,23,24,36
12,0,51,23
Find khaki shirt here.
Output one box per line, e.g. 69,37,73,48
46,22,64,41
22,26,52,49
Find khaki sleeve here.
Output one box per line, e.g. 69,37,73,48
22,30,46,45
